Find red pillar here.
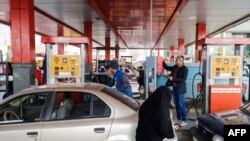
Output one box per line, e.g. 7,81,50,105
57,25,64,55
195,23,206,62
169,46,174,57
115,41,119,59
115,49,119,59
156,45,160,56
178,39,185,55
84,22,92,64
10,0,36,93
105,37,110,60
10,0,35,63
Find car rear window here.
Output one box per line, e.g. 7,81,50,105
102,87,140,111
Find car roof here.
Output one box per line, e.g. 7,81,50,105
20,83,105,92
85,72,113,76
0,83,106,104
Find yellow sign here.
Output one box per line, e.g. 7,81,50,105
210,56,241,78
50,55,80,77
7,45,12,62
36,59,43,68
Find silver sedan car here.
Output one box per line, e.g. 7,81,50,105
0,83,177,141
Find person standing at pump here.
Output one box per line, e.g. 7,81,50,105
137,66,145,90
162,55,188,127
107,61,133,97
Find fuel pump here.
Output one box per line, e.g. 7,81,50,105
200,38,250,114
41,36,89,86
144,56,163,99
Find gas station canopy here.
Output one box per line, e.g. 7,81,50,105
1,0,250,49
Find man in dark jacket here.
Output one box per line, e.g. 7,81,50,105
163,55,188,127
107,61,133,97
136,86,174,141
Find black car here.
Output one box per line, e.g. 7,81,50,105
191,102,250,141
85,73,140,98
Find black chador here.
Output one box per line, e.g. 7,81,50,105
136,86,174,141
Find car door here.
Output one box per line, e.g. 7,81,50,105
0,91,51,141
41,90,114,141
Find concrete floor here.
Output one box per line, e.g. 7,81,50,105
172,99,202,141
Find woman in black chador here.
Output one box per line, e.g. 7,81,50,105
136,86,174,141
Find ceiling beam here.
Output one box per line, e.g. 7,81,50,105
87,0,129,48
208,14,250,37
93,39,105,47
0,19,52,36
34,6,83,36
35,6,106,46
152,0,189,50
93,47,169,50
185,14,250,48
199,38,250,45
0,19,9,25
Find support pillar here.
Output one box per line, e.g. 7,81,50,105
57,25,64,55
105,37,110,60
10,0,35,93
115,49,119,59
178,39,185,55
115,41,119,59
195,23,206,62
84,22,92,64
169,46,174,57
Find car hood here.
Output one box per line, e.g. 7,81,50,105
198,109,249,136
212,109,249,125
198,114,224,136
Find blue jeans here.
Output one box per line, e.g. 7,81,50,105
173,89,187,121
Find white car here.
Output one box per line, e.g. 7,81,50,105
0,83,177,141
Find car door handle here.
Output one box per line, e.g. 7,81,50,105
27,132,38,137
94,127,105,133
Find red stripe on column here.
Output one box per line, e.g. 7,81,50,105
11,0,35,63
57,25,64,55
195,23,206,62
105,37,110,60
10,8,22,62
84,22,93,64
178,39,185,55
115,49,119,59
170,46,174,57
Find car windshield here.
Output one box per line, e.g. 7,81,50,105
102,87,140,111
240,102,250,115
85,73,113,85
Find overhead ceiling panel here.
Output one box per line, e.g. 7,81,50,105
92,0,181,48
35,0,116,48
1,0,250,52
163,0,250,49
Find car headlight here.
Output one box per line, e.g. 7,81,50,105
194,119,199,128
212,135,224,141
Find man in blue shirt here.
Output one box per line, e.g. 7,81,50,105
107,61,133,97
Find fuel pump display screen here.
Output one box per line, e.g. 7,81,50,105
50,55,80,77
210,56,240,78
